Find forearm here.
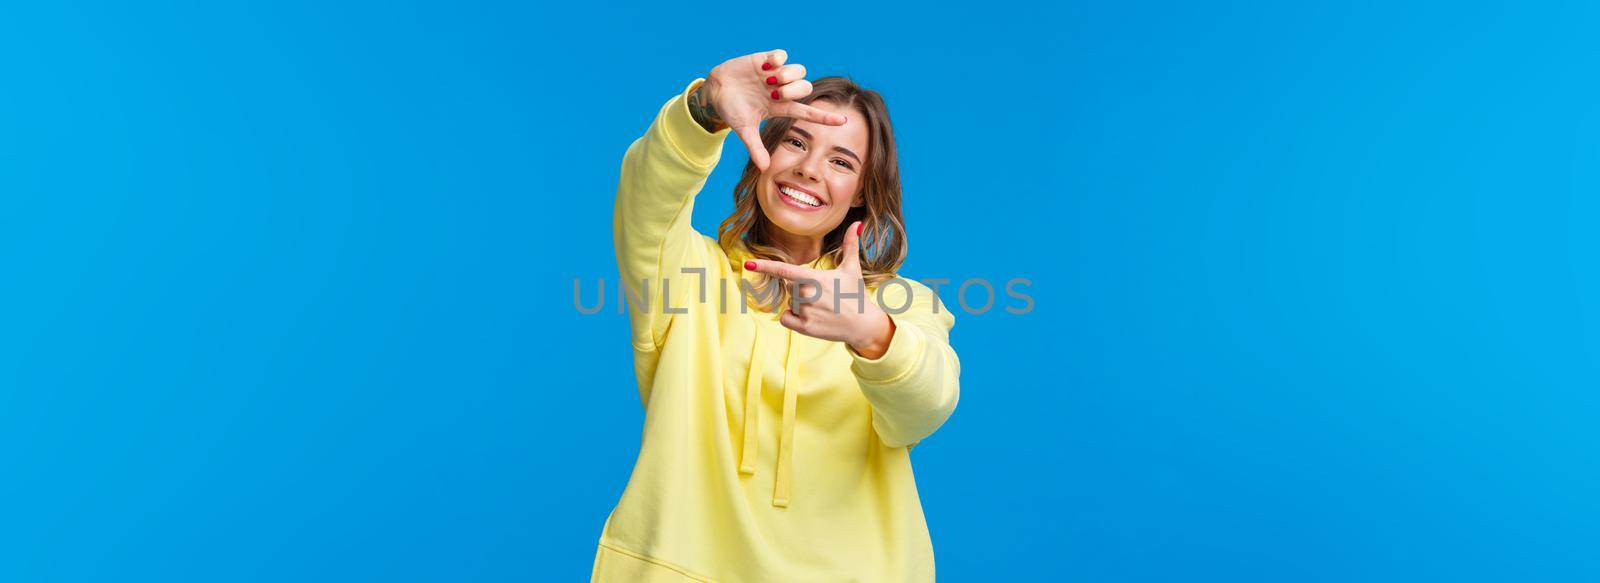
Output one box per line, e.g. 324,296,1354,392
852,319,961,447
613,78,728,345
848,280,962,447
614,78,727,267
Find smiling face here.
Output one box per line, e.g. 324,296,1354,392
755,100,869,239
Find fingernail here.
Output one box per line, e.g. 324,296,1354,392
762,62,774,71
744,260,757,270
771,90,780,100
855,222,863,235
766,76,778,85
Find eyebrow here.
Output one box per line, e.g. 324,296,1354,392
790,127,862,165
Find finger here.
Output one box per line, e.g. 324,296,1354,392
756,49,788,72
779,309,807,333
794,281,820,302
789,277,824,306
771,101,848,126
733,124,769,171
773,79,814,102
840,220,863,272
767,63,807,86
746,258,814,282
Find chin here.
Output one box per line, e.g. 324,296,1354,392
761,208,807,237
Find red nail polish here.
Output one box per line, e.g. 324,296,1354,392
855,222,863,235
771,90,780,100
762,62,774,71
766,76,778,85
745,260,757,270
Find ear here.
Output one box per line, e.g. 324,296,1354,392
851,193,865,208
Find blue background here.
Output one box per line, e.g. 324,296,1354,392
3,1,1596,581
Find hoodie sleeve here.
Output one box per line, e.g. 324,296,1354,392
849,278,962,448
613,78,728,351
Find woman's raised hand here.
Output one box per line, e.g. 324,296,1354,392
699,49,849,171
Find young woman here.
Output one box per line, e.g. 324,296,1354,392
593,49,961,582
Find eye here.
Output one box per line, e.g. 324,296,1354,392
784,137,805,149
831,159,854,170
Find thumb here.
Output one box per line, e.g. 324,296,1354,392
840,221,864,273
733,124,769,171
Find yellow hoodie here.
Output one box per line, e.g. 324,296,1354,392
591,78,961,583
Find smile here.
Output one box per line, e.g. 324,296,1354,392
777,183,824,209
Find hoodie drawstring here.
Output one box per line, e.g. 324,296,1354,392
773,328,800,508
738,330,764,475
738,324,801,508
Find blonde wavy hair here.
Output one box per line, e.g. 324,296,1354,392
716,76,907,311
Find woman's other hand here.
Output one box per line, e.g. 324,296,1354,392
744,221,895,358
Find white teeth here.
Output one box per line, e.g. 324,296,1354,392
779,185,822,207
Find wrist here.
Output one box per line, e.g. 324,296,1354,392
688,78,726,133
849,313,895,360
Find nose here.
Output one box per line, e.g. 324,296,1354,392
792,152,824,183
